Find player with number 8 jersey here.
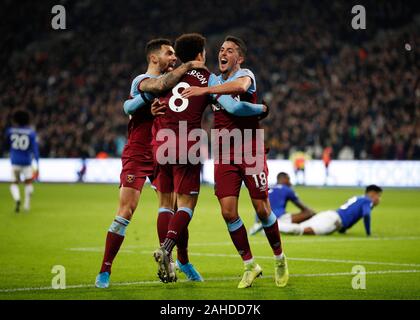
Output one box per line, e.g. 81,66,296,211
151,71,212,195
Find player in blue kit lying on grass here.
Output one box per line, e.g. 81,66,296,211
277,185,382,236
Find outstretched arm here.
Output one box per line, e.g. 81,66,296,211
182,76,252,98
292,199,315,215
288,188,315,215
31,133,40,165
214,94,266,117
139,61,207,94
363,215,371,236
362,204,372,236
30,132,40,177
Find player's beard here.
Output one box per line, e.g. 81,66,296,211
159,60,173,74
164,62,175,73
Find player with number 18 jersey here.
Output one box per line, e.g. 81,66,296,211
180,36,288,289
212,67,269,200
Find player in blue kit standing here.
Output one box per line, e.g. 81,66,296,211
249,172,315,235
277,185,383,236
5,110,40,212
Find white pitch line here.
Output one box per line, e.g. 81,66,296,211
196,236,420,246
1,270,419,294
136,235,420,246
284,257,420,268
67,236,420,252
66,248,420,268
270,236,420,244
67,248,135,253
134,251,420,268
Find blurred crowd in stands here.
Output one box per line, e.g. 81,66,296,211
1,0,419,159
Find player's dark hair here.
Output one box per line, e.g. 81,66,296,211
174,33,206,63
145,38,172,62
13,109,30,126
225,35,247,58
277,172,289,181
365,185,383,194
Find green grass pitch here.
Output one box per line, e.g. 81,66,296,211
0,183,419,300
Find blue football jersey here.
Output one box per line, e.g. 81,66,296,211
269,184,299,218
6,127,39,166
337,196,373,235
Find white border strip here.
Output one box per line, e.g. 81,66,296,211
1,270,419,293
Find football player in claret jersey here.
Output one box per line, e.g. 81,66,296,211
5,109,39,213
150,33,268,284
182,36,289,288
249,172,315,235
95,39,206,288
278,185,382,236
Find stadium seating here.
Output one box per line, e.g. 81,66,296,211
1,0,419,160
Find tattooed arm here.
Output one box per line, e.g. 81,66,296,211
139,61,207,94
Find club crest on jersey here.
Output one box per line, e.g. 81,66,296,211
126,174,135,183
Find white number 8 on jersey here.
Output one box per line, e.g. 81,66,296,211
169,82,190,112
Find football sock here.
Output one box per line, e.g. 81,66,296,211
261,211,283,256
177,228,189,265
164,207,193,255
10,184,20,202
100,216,130,274
162,238,176,255
157,208,174,246
227,217,253,261
24,184,33,210
275,252,284,261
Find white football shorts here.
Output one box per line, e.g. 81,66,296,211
299,210,342,235
11,165,33,182
278,213,292,224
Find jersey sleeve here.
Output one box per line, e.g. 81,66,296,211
268,188,279,205
362,202,372,236
131,74,151,96
214,95,264,116
287,187,299,202
30,131,40,163
208,73,263,116
234,68,256,94
123,94,152,115
124,74,156,115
